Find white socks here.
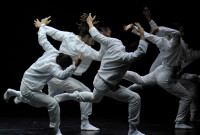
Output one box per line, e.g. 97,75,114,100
4,88,21,103
54,127,62,135
128,126,145,135
175,123,192,129
81,119,99,131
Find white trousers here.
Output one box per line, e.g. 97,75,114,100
48,77,92,120
125,65,192,123
72,74,141,126
18,82,60,128
178,79,199,117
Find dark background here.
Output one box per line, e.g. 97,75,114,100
2,0,200,124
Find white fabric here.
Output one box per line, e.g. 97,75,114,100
148,21,200,120
48,77,92,120
148,20,200,73
45,25,105,120
64,26,149,126
124,66,192,123
17,24,76,128
45,26,104,76
19,82,60,128
126,25,195,123
132,26,183,68
22,24,76,91
90,27,148,87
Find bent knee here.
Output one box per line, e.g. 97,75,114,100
48,99,60,109
130,93,141,103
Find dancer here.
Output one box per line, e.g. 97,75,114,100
142,7,200,74
54,13,149,135
123,12,194,129
132,7,200,122
45,14,106,131
4,18,82,135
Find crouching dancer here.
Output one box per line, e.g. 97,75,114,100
3,17,82,135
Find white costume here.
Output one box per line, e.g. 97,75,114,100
4,24,77,134
124,24,197,128
54,26,148,135
130,20,200,122
45,25,104,130
148,20,200,73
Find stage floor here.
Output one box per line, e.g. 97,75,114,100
0,115,200,135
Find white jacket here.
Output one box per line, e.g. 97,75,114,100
22,24,76,91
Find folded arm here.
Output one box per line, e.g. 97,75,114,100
50,65,77,80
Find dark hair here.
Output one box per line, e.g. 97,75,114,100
168,22,183,31
77,21,90,37
77,13,100,37
56,53,72,69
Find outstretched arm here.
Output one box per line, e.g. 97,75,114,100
34,18,56,52
122,23,148,62
38,16,71,41
87,13,113,46
143,7,159,34
128,25,180,51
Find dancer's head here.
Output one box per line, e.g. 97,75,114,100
169,22,184,38
56,53,72,70
99,22,112,37
77,13,100,46
77,21,95,45
153,22,184,41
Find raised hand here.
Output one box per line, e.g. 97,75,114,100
75,54,83,67
143,7,151,21
87,13,96,24
41,16,51,25
86,13,97,28
135,23,144,34
124,23,134,31
135,23,145,40
34,19,42,28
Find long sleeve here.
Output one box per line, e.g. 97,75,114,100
50,65,77,80
45,26,71,42
132,26,180,51
38,24,57,52
149,20,158,30
89,27,114,47
122,40,148,62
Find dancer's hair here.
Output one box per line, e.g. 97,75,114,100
56,53,72,69
77,13,100,37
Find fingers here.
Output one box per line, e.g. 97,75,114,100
88,13,91,18
34,19,39,22
47,16,51,19
124,25,129,31
93,15,96,20
135,22,142,29
79,54,83,59
34,19,39,23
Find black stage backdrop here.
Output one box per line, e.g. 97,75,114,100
2,0,200,122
